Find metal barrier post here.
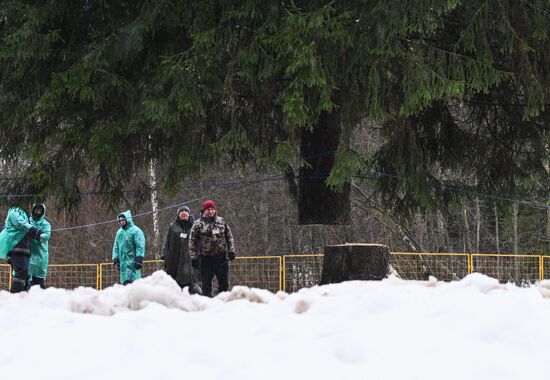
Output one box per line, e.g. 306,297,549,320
282,256,286,292
539,256,544,281
96,264,100,289
278,256,283,292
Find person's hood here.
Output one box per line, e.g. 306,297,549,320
32,203,46,221
118,210,134,228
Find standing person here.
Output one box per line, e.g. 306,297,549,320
189,199,236,297
112,210,145,285
0,204,42,293
28,203,51,289
162,205,201,294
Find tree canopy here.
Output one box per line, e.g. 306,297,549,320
0,0,549,216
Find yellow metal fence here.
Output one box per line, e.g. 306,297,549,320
2,253,550,292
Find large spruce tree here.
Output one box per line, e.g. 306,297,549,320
0,1,549,221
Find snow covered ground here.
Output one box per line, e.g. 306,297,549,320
1,271,550,380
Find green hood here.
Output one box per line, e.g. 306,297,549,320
118,210,135,228
32,203,46,221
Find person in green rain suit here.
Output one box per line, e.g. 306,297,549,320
0,204,42,292
28,203,51,289
112,210,145,285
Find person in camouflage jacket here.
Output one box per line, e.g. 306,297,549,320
189,199,236,297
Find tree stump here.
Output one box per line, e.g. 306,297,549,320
320,243,390,284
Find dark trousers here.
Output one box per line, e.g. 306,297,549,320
30,276,46,289
8,252,29,293
200,255,229,297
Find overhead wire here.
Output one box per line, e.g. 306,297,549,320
1,149,549,231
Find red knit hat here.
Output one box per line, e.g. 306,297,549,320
202,199,216,211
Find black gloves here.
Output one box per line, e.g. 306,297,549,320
191,256,199,269
135,256,143,270
28,226,42,240
227,252,236,261
114,257,143,270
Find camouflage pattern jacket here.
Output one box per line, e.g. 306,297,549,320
189,216,235,258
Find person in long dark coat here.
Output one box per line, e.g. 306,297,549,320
162,205,201,294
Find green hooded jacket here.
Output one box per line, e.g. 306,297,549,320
112,210,145,283
0,207,33,259
29,204,52,279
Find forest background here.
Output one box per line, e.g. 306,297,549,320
0,1,549,264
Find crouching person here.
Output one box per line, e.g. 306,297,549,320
112,210,145,285
0,205,42,293
29,203,51,289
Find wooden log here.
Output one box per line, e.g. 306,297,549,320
320,243,390,284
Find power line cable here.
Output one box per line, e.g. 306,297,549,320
51,173,286,232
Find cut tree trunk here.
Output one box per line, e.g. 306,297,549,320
299,108,350,225
320,243,390,284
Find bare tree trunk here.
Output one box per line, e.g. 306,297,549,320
434,214,446,252
494,203,500,253
437,210,452,252
261,181,269,251
512,202,520,282
416,214,426,251
475,198,481,253
149,159,161,259
462,205,472,253
547,207,550,254
512,202,518,254
287,196,294,253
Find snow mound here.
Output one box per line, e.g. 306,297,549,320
454,272,507,293
0,271,208,316
216,285,280,303
0,271,544,320
70,271,206,315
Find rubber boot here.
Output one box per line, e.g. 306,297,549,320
10,277,27,293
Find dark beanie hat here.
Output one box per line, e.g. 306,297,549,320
177,205,190,214
202,199,216,211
